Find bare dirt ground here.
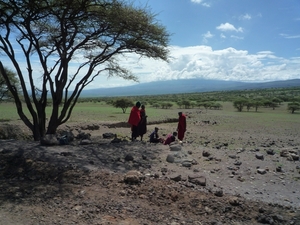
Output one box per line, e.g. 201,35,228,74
0,109,300,225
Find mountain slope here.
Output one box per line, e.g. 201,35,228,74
81,79,300,97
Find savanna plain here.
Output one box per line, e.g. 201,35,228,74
0,100,300,225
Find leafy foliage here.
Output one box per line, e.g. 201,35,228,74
287,102,300,114
0,67,19,102
112,98,134,113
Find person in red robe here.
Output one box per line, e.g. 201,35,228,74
138,104,147,141
128,101,141,141
177,112,186,141
163,131,177,145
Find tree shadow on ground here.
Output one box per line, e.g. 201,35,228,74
0,139,163,205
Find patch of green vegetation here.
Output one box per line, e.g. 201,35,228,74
293,176,300,181
1,86,300,125
274,149,281,154
0,119,11,122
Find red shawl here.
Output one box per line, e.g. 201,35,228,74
128,106,141,126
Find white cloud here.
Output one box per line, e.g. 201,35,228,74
239,13,252,20
202,31,214,43
190,0,210,7
191,0,203,3
113,45,300,86
3,45,300,90
230,35,244,40
72,46,300,88
216,23,244,33
280,33,300,39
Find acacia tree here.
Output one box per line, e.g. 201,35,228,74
112,98,133,113
0,0,169,141
233,98,247,112
287,102,300,114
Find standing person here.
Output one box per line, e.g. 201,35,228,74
177,112,186,142
128,101,141,141
138,104,147,141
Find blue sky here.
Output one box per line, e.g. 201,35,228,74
149,0,299,58
2,0,300,89
96,0,299,89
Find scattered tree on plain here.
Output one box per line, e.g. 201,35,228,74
233,98,247,112
160,102,173,109
252,99,264,112
287,102,300,114
0,0,169,141
181,100,191,109
152,103,160,109
112,99,134,113
209,102,222,110
245,100,253,112
202,101,212,112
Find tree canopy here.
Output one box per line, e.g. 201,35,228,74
112,98,133,113
0,0,169,141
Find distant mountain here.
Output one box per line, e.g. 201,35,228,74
81,79,300,97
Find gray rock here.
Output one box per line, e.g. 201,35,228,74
229,197,241,206
123,170,144,184
182,161,192,167
202,151,211,157
255,153,264,160
214,189,223,197
102,133,115,139
111,137,123,143
124,154,134,161
40,134,59,146
266,149,275,155
80,139,92,145
169,144,182,151
161,167,168,173
76,132,91,140
280,150,289,157
257,168,267,174
169,173,182,182
188,175,206,186
290,153,299,161
228,154,237,159
234,161,242,166
166,154,175,163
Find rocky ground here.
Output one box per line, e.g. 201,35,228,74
0,109,300,225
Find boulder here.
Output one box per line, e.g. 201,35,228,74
255,153,264,160
40,134,59,146
123,170,145,184
188,175,206,186
170,144,182,151
103,133,115,139
166,154,175,163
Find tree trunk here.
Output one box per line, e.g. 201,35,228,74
46,102,60,135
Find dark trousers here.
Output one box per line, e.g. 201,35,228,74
131,125,139,140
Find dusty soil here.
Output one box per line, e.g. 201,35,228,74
0,109,300,225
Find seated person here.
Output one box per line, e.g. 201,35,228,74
163,132,177,145
149,127,163,143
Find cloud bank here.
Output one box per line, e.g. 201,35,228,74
90,45,299,89
3,44,300,90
